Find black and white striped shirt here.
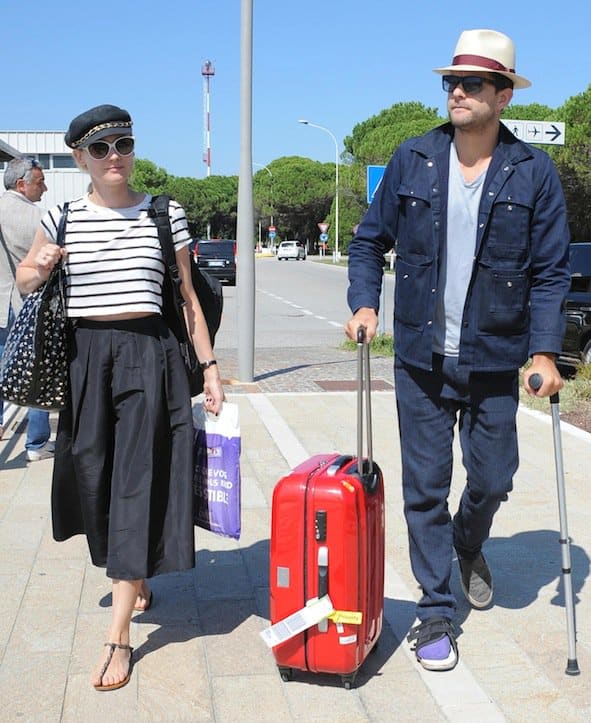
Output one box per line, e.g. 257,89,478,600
41,193,190,318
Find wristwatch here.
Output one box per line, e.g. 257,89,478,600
199,359,217,370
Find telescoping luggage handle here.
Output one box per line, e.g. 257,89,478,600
356,325,374,481
529,373,580,676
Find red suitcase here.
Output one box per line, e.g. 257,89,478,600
269,329,385,688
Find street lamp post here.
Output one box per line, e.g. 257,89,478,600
298,119,339,262
253,162,274,227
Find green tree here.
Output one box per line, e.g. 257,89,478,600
130,158,170,194
552,86,591,239
344,102,443,166
255,156,335,248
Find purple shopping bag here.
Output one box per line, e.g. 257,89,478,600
193,402,241,539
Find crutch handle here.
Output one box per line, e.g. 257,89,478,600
529,373,543,391
528,373,559,404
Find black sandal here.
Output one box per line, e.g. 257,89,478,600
94,642,134,691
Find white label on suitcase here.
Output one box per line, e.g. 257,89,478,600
339,634,357,645
260,595,334,648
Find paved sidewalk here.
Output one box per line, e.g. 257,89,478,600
0,346,589,721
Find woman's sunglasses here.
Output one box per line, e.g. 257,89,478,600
84,136,135,160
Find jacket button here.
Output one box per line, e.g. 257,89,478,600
507,281,513,287
427,320,432,326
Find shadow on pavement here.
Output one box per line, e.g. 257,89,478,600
107,538,416,688
453,529,589,627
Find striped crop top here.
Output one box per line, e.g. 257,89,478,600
40,193,191,318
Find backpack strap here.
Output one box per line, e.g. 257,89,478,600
148,194,186,313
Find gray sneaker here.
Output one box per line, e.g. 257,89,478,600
458,553,493,609
26,440,55,462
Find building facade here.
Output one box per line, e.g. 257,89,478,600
0,131,88,209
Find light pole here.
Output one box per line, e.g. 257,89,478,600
298,119,339,262
253,162,274,227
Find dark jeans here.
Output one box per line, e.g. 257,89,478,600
395,354,519,620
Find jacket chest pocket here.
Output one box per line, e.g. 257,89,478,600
477,263,530,334
396,183,434,256
486,197,532,260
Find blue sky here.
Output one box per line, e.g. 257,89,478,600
3,1,589,178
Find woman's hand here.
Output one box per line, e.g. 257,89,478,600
202,366,225,415
34,243,66,282
17,228,67,294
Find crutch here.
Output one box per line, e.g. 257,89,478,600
529,373,580,675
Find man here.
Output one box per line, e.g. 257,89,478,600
0,157,54,460
346,29,570,671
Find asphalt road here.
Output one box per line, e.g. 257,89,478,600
214,256,395,351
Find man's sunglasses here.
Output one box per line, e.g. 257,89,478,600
84,136,135,160
442,75,498,95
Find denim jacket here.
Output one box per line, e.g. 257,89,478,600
347,123,571,372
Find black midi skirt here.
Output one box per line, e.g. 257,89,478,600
51,316,195,580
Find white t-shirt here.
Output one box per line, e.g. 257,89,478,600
433,145,486,356
41,193,191,318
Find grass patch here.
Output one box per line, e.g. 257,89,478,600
341,333,394,356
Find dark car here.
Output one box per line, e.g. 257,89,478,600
561,242,591,365
191,239,236,286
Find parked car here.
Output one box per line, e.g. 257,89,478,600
191,239,236,285
277,240,306,261
561,242,591,365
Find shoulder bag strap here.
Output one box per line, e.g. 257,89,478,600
56,202,70,248
53,202,70,309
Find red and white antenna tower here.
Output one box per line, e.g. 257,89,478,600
201,59,215,176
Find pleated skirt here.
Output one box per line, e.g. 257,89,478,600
51,316,195,580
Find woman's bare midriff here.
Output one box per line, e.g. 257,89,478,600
83,312,159,321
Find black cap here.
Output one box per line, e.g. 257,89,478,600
65,104,133,148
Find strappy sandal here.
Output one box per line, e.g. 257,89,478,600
94,642,133,692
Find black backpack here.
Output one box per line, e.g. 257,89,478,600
149,195,223,395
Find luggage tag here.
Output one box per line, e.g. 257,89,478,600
327,610,363,625
260,595,334,648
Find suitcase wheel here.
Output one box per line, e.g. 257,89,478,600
341,673,357,690
278,666,293,682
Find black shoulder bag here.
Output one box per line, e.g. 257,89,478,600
0,204,70,411
149,195,223,396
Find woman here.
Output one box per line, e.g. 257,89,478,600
17,104,224,691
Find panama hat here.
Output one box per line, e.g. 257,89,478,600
433,29,531,89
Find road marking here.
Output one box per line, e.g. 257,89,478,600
252,391,506,721
259,289,343,331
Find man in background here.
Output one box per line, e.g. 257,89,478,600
0,157,54,460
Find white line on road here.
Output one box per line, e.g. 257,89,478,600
259,289,343,331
